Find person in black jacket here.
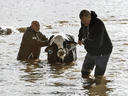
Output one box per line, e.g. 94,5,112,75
17,21,49,61
78,9,113,77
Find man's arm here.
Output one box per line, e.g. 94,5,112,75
26,32,48,47
78,22,84,45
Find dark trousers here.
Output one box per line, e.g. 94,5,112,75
81,53,111,77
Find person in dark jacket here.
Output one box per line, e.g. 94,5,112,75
17,21,49,61
78,9,113,77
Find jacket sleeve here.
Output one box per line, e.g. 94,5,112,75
87,21,104,49
78,22,83,41
39,32,48,41
26,32,48,47
39,32,49,46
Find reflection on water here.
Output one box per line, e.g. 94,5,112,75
20,60,44,83
82,76,112,96
17,60,113,96
20,60,75,83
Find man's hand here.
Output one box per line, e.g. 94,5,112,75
78,40,82,45
78,40,86,46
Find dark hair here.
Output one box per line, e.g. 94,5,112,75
79,9,91,19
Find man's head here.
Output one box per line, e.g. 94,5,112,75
31,21,40,32
79,9,91,26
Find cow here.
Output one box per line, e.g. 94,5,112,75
0,27,12,35
45,33,77,64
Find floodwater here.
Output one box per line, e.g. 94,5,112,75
0,0,128,96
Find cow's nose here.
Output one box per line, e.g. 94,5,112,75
58,51,65,56
57,49,66,59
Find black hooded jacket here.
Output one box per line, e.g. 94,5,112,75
17,27,48,60
78,11,113,56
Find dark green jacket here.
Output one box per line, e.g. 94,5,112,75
17,27,48,60
78,11,113,56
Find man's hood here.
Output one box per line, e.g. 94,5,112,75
91,11,97,20
90,11,98,25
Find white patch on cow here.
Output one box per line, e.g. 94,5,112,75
53,35,64,49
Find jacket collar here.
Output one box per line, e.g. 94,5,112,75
27,27,38,33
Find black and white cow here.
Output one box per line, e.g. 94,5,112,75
45,34,77,64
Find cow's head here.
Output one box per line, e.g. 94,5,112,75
48,34,77,61
51,35,66,60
